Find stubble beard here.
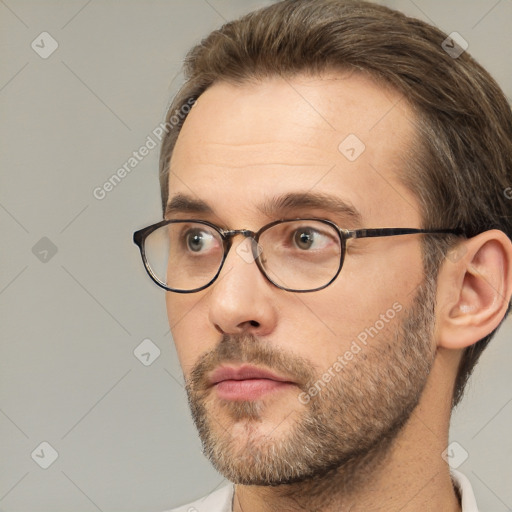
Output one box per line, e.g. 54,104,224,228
185,278,437,488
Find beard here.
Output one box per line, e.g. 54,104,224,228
184,277,437,487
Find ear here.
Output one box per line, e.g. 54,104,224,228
435,230,512,349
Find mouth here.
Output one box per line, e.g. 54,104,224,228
208,364,297,401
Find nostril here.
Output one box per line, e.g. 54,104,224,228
249,320,260,327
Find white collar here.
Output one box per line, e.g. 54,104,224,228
452,469,479,511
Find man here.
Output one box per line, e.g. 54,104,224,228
133,1,512,510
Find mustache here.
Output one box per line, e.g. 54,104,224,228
187,333,315,393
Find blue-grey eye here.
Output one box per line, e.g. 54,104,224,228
293,228,330,250
185,229,216,253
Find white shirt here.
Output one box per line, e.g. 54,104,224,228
167,470,478,511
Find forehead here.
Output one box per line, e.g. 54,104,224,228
168,71,421,228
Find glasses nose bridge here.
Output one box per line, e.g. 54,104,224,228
221,229,260,264
223,228,257,243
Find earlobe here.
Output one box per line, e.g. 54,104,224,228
435,230,512,350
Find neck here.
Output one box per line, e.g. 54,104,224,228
233,349,462,512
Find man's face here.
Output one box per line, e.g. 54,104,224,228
166,72,436,484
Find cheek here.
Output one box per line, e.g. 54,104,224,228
343,239,424,300
282,287,387,365
286,244,423,361
166,293,210,373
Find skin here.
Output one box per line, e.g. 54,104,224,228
165,71,512,511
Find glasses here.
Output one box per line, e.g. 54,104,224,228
133,218,461,293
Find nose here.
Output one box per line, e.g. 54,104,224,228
207,237,278,336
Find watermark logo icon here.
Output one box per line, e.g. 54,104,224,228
338,134,366,162
31,441,59,469
441,32,468,59
134,338,161,366
236,238,263,264
442,441,469,469
31,32,59,59
32,237,58,263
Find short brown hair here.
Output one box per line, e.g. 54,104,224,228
159,0,512,406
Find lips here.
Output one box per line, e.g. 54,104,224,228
209,364,296,401
210,365,293,385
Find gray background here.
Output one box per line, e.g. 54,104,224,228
1,0,511,511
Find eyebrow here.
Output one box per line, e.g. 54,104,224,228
165,194,214,217
165,192,363,226
258,192,363,225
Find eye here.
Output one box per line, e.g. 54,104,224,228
184,228,217,253
293,227,330,250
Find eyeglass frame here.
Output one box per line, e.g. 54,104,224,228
133,218,463,294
